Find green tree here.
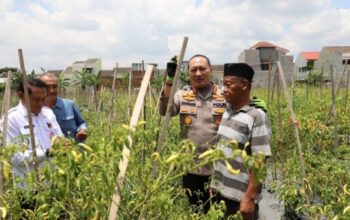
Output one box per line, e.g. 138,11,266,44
73,69,92,91
307,69,326,86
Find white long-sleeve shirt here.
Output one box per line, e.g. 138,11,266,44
1,102,62,179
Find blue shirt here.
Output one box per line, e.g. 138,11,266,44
52,97,87,139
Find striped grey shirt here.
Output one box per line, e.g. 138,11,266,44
210,103,271,202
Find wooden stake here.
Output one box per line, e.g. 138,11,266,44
345,70,350,112
276,68,282,142
270,68,278,103
108,65,154,220
142,60,146,131
151,36,188,177
18,49,39,172
275,68,282,181
128,71,132,120
153,73,167,118
277,61,310,206
291,64,296,102
109,63,118,122
320,66,324,101
0,71,12,195
324,61,348,123
329,65,339,147
98,86,104,112
266,59,272,108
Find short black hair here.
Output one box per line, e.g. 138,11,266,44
17,78,48,94
188,54,211,67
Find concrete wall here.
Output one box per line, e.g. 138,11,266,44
315,49,344,81
294,54,308,80
239,49,294,88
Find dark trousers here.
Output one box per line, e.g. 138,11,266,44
182,173,211,214
213,193,259,220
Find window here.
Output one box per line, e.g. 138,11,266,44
132,63,142,71
342,59,350,65
301,66,308,72
261,63,269,71
306,61,314,70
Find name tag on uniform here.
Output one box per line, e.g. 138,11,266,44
212,101,226,115
24,125,34,129
212,108,225,114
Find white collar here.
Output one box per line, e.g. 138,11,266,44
18,101,42,117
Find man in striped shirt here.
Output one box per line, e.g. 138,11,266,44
210,63,271,219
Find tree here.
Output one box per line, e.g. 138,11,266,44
307,69,327,86
73,69,92,91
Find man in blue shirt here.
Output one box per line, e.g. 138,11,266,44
40,73,88,142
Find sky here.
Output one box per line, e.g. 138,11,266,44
0,0,350,73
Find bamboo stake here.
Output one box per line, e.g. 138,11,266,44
148,83,157,115
98,87,104,112
1,71,12,117
329,65,339,147
274,68,282,181
320,66,324,101
141,60,147,165
270,68,278,103
345,70,350,112
153,73,167,118
291,64,295,102
18,49,39,173
324,61,348,123
151,37,188,178
109,63,118,122
266,58,272,108
108,65,154,220
0,71,12,195
277,61,310,206
142,60,146,131
138,37,188,220
128,71,132,120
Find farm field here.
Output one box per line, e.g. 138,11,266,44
1,81,350,219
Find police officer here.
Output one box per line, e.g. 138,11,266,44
1,78,62,181
159,54,225,213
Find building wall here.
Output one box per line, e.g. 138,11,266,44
279,55,294,83
239,49,294,88
90,59,102,76
294,55,309,81
315,49,344,81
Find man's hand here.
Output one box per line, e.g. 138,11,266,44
252,97,267,112
240,195,256,220
46,148,55,157
167,62,177,78
76,129,88,141
166,55,177,84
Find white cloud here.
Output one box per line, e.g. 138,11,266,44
0,0,349,72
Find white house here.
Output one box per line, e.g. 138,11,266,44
295,52,320,81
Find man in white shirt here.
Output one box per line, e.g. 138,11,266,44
1,78,62,180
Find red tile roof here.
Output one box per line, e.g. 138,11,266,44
300,51,320,60
250,41,289,54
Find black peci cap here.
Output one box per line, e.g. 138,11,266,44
224,63,254,82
